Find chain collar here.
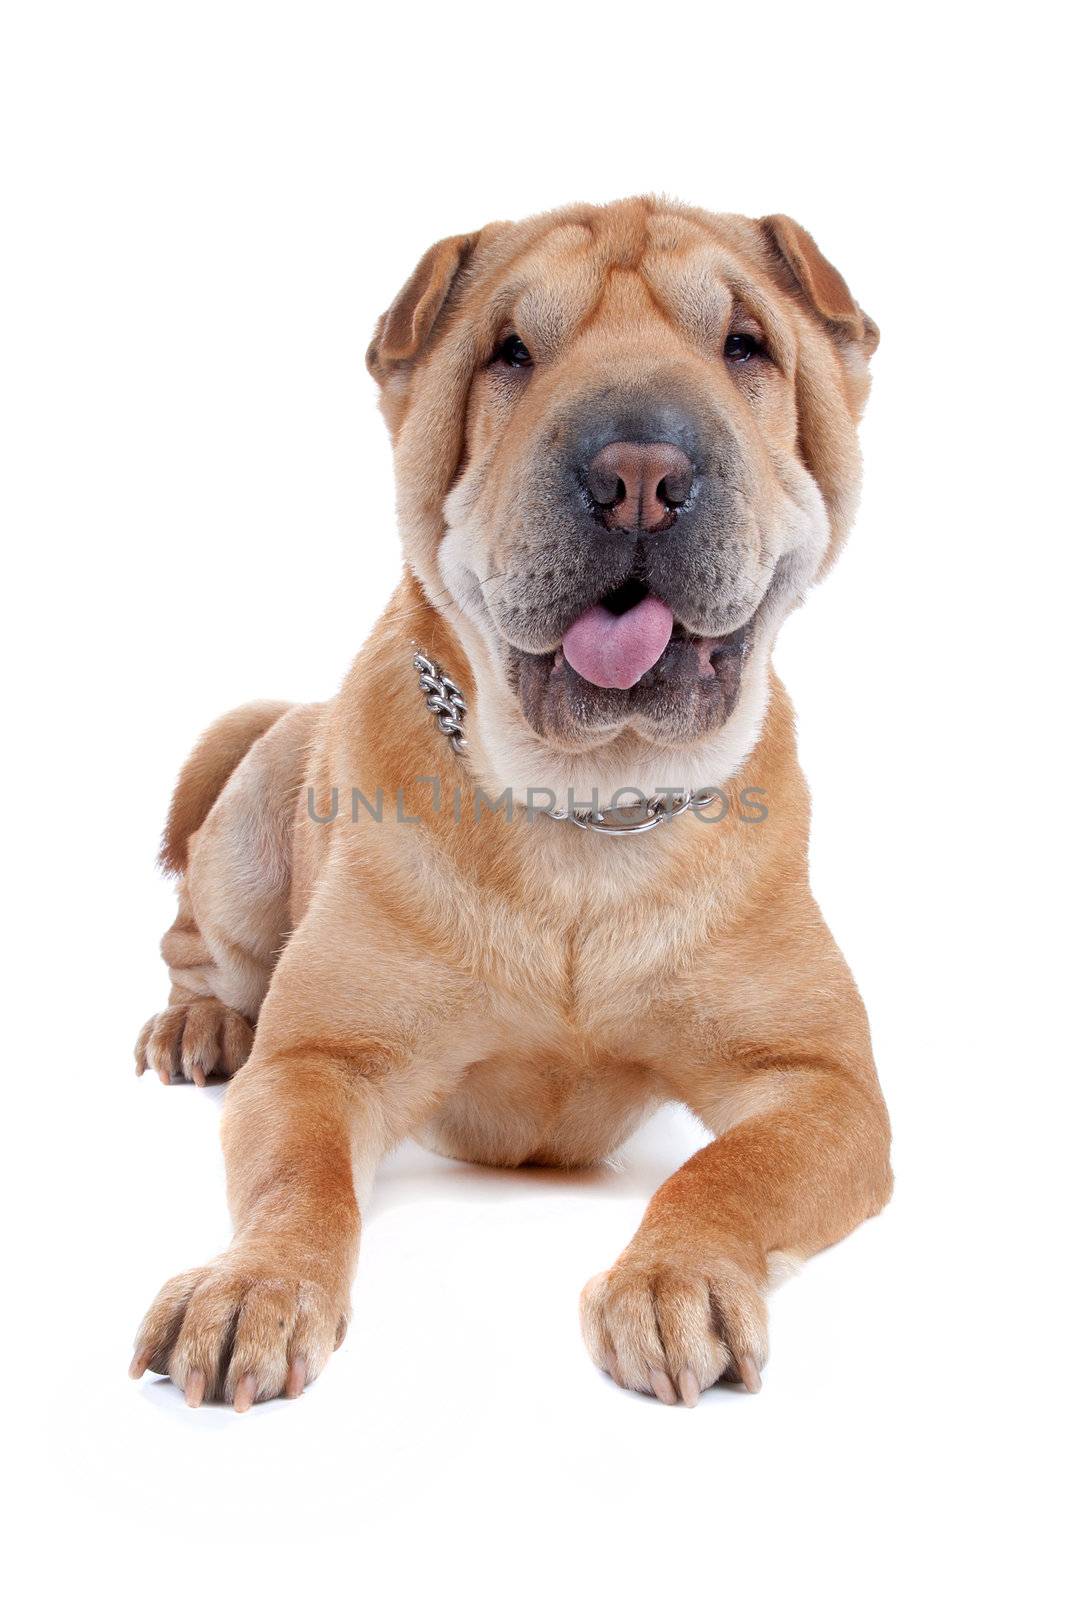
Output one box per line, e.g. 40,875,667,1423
413,650,719,837
413,652,469,754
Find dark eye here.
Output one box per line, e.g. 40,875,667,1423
724,332,762,363
495,333,534,369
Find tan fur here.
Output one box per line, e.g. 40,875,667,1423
159,700,293,876
132,197,891,1409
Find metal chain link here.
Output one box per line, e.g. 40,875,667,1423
412,650,716,836
546,787,726,835
413,652,469,754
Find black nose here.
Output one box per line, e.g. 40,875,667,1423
586,440,695,533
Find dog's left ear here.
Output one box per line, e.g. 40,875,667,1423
760,214,879,357
366,231,482,380
759,215,876,572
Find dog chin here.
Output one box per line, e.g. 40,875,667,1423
467,632,775,808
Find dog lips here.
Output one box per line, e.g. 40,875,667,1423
561,595,674,689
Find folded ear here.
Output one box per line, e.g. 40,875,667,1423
760,214,879,357
366,231,482,380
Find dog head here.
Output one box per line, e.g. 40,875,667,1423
368,197,877,798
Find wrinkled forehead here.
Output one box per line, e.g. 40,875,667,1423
477,207,794,364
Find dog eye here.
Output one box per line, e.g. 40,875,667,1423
724,332,762,363
495,334,534,369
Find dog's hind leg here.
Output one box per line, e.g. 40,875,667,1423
135,701,320,1086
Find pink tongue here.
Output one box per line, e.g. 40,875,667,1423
562,595,674,689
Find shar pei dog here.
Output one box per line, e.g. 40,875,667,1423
131,196,890,1410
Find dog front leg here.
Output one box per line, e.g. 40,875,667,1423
581,1049,891,1405
130,1035,460,1408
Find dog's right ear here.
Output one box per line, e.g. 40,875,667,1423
366,231,482,382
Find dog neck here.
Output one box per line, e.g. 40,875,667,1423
341,573,801,880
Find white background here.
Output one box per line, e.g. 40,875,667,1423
2,3,1063,1595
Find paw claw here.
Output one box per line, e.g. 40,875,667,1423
185,1370,206,1408
679,1366,701,1407
129,1350,149,1380
738,1354,762,1393
649,1368,677,1405
233,1373,257,1412
285,1356,307,1399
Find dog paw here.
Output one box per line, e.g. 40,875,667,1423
579,1250,768,1405
135,1000,253,1086
129,1248,349,1408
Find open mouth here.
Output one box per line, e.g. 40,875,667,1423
557,576,732,691
509,577,752,746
